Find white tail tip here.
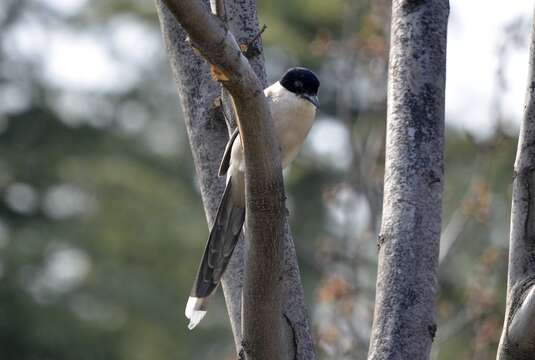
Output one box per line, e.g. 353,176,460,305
185,296,207,330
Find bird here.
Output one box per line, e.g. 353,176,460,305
185,67,320,330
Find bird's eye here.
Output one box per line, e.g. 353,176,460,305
294,81,303,89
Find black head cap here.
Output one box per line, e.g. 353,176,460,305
280,67,320,103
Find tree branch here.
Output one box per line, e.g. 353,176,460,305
368,1,449,359
159,0,288,358
497,5,535,359
156,1,314,357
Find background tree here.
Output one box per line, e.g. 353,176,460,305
367,1,449,359
497,5,535,359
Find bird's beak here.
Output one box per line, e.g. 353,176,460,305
302,94,320,108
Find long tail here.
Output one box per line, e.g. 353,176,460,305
185,178,245,330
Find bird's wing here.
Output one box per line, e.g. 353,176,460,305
218,86,272,176
218,127,240,176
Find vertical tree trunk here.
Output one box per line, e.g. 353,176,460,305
154,0,236,336
154,2,226,227
368,1,449,359
497,6,535,360
155,1,315,358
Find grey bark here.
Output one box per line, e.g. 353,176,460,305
497,6,535,359
154,3,226,229
368,1,449,359
211,0,269,348
159,3,283,359
155,1,314,359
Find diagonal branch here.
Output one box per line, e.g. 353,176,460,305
156,0,315,358
160,0,287,358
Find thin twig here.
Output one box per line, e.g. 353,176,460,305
210,0,226,20
242,24,267,59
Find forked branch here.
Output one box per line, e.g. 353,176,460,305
160,1,287,358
